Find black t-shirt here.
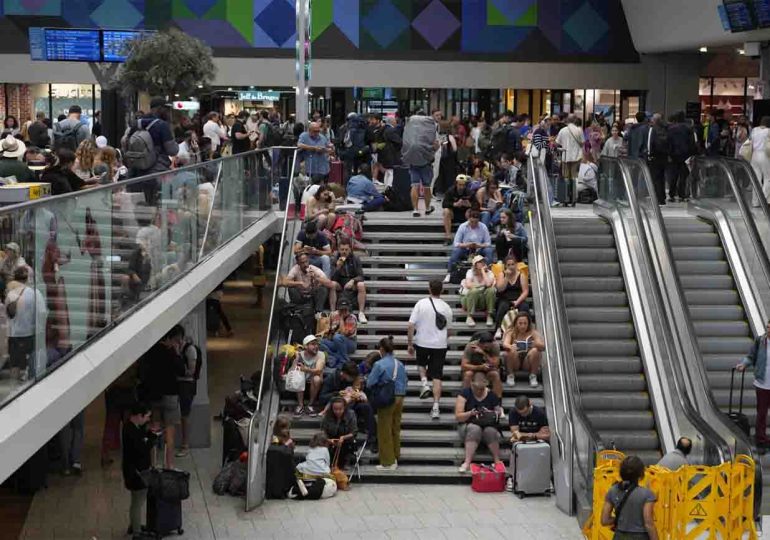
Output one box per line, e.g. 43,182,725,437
42,166,85,195
231,121,250,154
295,231,330,251
459,387,501,412
509,405,548,433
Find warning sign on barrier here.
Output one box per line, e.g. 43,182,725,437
689,503,707,518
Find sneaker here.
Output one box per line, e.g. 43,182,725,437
506,477,514,492
494,328,502,340
293,405,304,417
458,462,469,473
358,312,368,325
506,375,516,387
376,461,398,471
419,383,431,400
486,315,494,327
466,316,476,327
175,446,190,458
430,402,440,420
306,405,319,417
71,463,82,476
443,273,451,283
529,373,539,388
425,206,435,216
412,211,420,218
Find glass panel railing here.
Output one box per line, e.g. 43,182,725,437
528,156,601,519
598,156,731,468
246,149,302,511
0,148,283,409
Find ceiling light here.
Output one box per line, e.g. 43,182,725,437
699,46,708,53
738,48,746,55
197,84,203,89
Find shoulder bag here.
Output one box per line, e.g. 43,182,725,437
6,287,25,319
611,482,638,532
284,365,306,393
429,298,447,330
370,359,399,410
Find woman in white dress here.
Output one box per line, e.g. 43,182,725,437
749,116,770,205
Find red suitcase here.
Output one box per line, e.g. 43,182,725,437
470,462,506,493
329,160,344,185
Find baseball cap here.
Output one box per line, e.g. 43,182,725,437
302,335,318,346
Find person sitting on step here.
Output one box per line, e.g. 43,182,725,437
280,252,336,315
501,312,544,389
291,335,327,417
509,395,550,443
493,255,529,336
329,238,368,324
441,174,474,245
461,255,496,328
446,209,494,282
455,371,503,474
319,299,358,368
294,220,332,277
321,396,359,468
461,331,503,399
346,163,386,212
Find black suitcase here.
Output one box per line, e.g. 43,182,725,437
556,177,577,206
146,492,183,538
391,166,414,211
728,368,750,437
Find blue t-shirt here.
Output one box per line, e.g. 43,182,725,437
298,132,330,175
458,387,500,412
508,405,548,433
295,230,329,251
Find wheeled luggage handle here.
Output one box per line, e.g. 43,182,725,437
729,367,745,415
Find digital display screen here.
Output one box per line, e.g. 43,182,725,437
102,30,141,62
44,28,101,62
753,0,770,27
723,0,757,32
29,28,46,61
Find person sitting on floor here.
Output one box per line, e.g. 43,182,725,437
280,252,336,314
329,238,368,323
294,220,332,277
502,312,544,389
446,209,494,281
296,432,331,476
291,335,327,417
509,395,550,443
441,174,475,244
319,361,377,453
455,372,503,474
461,331,503,399
346,163,386,212
461,255,496,328
321,396,358,468
320,299,358,368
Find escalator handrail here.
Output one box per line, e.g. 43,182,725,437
528,157,603,511
617,157,739,464
693,156,770,330
601,157,730,465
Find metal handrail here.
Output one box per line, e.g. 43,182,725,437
528,156,602,518
600,156,730,466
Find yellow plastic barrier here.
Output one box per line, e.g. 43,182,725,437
582,453,757,540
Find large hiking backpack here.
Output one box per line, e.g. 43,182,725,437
262,122,283,147
122,119,160,171
330,213,365,251
54,121,85,151
341,117,370,161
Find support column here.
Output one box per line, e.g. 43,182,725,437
295,0,311,125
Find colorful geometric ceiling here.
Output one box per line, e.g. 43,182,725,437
0,0,638,61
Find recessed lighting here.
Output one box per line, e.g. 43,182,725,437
738,48,746,55
699,46,708,53
227,87,233,91
197,84,203,89
174,94,180,97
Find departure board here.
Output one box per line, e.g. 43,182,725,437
754,0,770,27
29,28,46,61
102,30,141,62
723,0,757,32
44,29,100,62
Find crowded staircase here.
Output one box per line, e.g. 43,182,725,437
287,211,545,481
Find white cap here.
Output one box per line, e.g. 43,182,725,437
302,335,318,346
95,135,108,149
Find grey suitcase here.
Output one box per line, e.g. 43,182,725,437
556,177,577,206
510,441,551,498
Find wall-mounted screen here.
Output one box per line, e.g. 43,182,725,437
44,28,101,62
723,0,758,32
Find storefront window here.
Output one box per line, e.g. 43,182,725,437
573,89,585,123
711,78,746,118
30,84,49,119
50,84,100,126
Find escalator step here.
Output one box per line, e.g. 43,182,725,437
562,277,624,292
556,248,618,263
668,233,721,247
692,320,751,337
567,307,632,323
569,323,636,339
572,340,639,356
558,262,621,277
564,291,629,307
580,392,650,410
575,357,643,374
674,261,731,274
587,411,656,430
578,374,647,392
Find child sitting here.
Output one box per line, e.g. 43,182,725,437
340,375,368,405
296,432,330,476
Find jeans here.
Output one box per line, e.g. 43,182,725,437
60,411,85,469
309,255,331,277
376,396,404,466
129,488,147,533
481,208,502,228
756,387,770,445
362,194,386,212
461,286,496,315
320,333,357,368
447,247,495,271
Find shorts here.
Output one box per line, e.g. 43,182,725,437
151,395,181,426
409,164,433,187
8,336,34,369
415,346,447,380
178,381,197,417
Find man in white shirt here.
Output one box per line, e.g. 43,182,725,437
555,116,585,181
407,279,453,419
202,112,228,154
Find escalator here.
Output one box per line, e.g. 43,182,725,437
554,216,660,463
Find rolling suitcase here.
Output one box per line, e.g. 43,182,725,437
146,492,183,538
329,160,344,185
510,441,551,498
556,177,577,207
728,368,750,437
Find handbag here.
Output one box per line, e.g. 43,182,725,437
331,441,350,491
470,462,506,493
739,138,753,161
370,359,399,409
470,409,499,428
429,298,447,330
284,365,306,393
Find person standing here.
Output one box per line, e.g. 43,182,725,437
122,402,158,539
407,279,453,420
666,111,696,203
401,111,439,218
737,319,770,452
656,437,692,470
555,116,584,183
367,336,407,471
297,122,333,184
53,105,90,151
202,112,228,156
230,110,251,155
368,113,401,185
646,114,668,205
749,117,770,206
601,456,659,540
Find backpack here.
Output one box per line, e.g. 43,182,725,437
649,125,668,159
262,122,283,147
488,125,519,160
383,185,413,212
184,342,203,381
122,119,160,171
341,118,370,160
54,121,85,151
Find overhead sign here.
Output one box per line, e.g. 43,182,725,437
173,101,200,111
28,27,153,63
238,90,280,102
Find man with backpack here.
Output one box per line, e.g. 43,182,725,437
647,114,669,205
53,105,90,151
368,113,401,184
401,110,440,218
176,333,202,457
122,97,179,204
339,113,370,179
487,110,522,164
257,110,282,149
666,111,697,202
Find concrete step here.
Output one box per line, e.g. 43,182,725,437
365,244,452,254
367,293,461,304
363,232,447,242
365,281,458,292
362,256,453,266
